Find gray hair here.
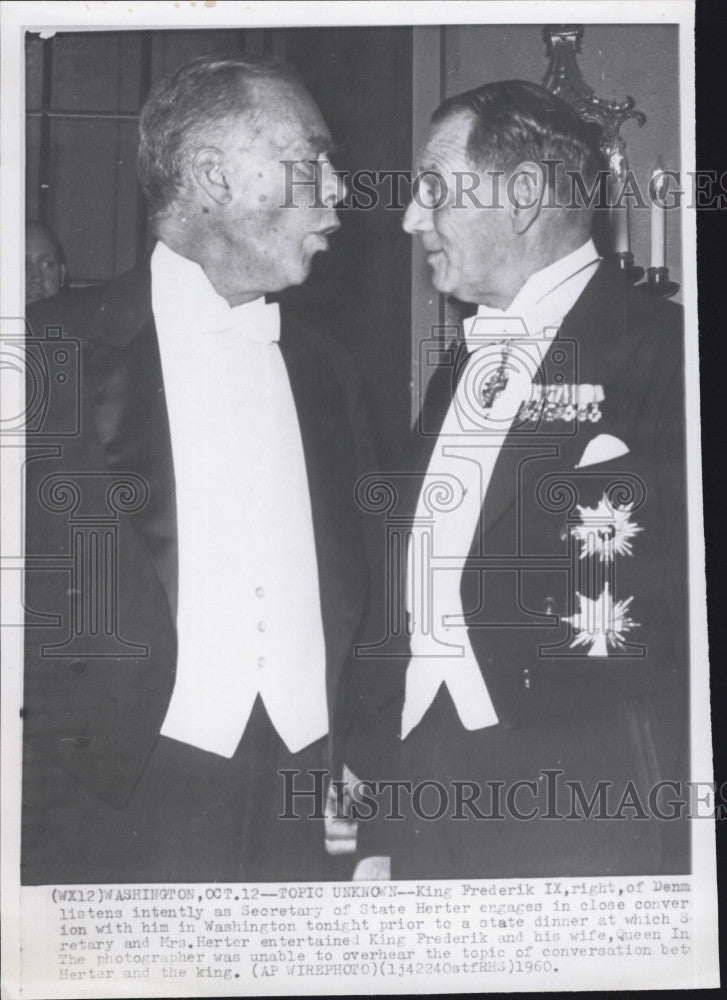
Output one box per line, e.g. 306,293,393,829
137,54,301,220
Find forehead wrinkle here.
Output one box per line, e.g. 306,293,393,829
258,116,329,158
242,77,327,148
211,84,330,170
420,111,476,172
307,132,334,154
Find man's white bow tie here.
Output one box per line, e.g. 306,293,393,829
209,297,281,344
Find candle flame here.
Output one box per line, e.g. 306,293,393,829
609,148,628,181
651,158,668,203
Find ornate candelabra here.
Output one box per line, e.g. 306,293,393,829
542,24,679,297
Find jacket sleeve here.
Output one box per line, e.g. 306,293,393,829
326,340,407,857
22,296,176,809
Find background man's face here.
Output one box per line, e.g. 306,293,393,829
217,78,342,296
26,226,65,303
403,112,513,305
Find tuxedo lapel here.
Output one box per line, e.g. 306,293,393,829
278,315,368,712
405,345,466,512
86,260,178,618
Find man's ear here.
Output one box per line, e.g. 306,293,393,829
507,160,545,235
191,147,232,206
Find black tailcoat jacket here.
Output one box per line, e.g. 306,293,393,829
22,258,377,878
346,262,691,876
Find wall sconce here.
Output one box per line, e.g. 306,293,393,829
542,24,679,298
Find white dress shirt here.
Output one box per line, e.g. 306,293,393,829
402,239,602,739
151,240,328,757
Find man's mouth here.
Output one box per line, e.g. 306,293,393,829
315,222,340,238
307,222,340,251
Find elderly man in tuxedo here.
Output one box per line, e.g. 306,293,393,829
349,79,689,879
22,55,374,884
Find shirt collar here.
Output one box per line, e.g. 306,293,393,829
476,238,600,320
464,239,601,351
151,239,280,344
513,237,600,313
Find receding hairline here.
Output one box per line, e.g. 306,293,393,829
429,81,604,171
417,109,481,170
186,75,329,154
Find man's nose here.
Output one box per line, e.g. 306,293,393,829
402,198,431,234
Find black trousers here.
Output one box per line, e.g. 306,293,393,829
22,696,351,884
390,686,690,880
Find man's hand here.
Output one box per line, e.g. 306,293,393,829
324,764,359,856
353,855,391,880
324,766,392,878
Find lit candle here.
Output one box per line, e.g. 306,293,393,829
610,150,631,254
613,202,630,254
650,159,667,269
609,146,631,253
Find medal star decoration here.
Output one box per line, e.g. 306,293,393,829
517,383,605,423
479,342,512,411
570,496,643,561
563,583,639,657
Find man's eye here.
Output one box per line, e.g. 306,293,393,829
291,161,319,188
416,174,444,208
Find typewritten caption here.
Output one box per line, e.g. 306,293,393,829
18,876,698,996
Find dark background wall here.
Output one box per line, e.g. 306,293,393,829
281,27,413,465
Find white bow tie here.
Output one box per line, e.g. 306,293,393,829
209,297,281,345
151,241,281,345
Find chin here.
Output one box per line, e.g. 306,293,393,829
429,267,471,302
267,260,313,293
429,271,455,296
427,258,454,296
287,261,314,287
